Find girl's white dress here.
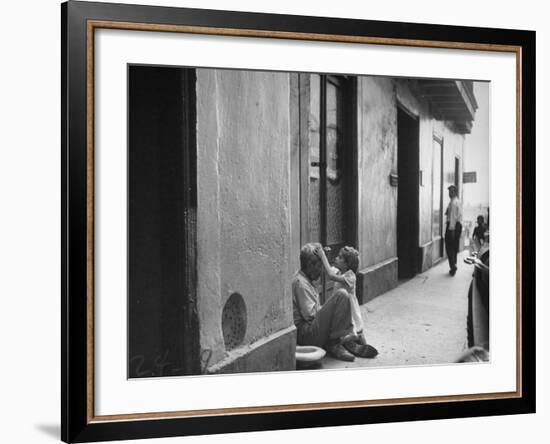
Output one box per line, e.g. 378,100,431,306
331,267,364,334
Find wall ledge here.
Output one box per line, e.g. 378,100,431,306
357,257,398,304
206,325,296,375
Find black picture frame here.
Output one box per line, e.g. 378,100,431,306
62,1,536,442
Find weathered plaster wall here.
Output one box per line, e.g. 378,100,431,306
196,69,294,371
357,76,398,268
438,122,465,194
288,73,302,281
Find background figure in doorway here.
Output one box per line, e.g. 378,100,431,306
445,185,463,276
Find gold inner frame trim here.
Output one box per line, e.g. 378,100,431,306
86,19,523,423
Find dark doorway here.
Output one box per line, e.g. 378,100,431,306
432,136,444,261
397,106,420,279
128,66,199,378
321,76,357,262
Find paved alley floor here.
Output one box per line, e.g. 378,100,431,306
318,251,473,370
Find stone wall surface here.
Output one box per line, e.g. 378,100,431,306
196,69,294,371
357,76,398,268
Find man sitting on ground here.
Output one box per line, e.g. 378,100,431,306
292,243,357,362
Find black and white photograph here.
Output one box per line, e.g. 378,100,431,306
127,66,490,378
1,0,543,443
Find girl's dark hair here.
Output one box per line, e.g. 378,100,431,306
340,246,359,273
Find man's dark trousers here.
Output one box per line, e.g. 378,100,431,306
445,221,462,272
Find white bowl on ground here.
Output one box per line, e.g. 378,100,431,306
295,345,326,367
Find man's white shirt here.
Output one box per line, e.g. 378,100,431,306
446,197,462,230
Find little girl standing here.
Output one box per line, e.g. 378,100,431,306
316,245,378,358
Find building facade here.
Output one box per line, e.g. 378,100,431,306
128,66,479,377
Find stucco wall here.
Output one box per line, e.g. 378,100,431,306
357,77,398,267
196,69,293,370
439,123,465,193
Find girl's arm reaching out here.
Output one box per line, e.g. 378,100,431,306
315,246,348,285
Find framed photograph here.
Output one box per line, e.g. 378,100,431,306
62,1,535,442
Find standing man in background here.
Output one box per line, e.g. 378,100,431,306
445,185,463,276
